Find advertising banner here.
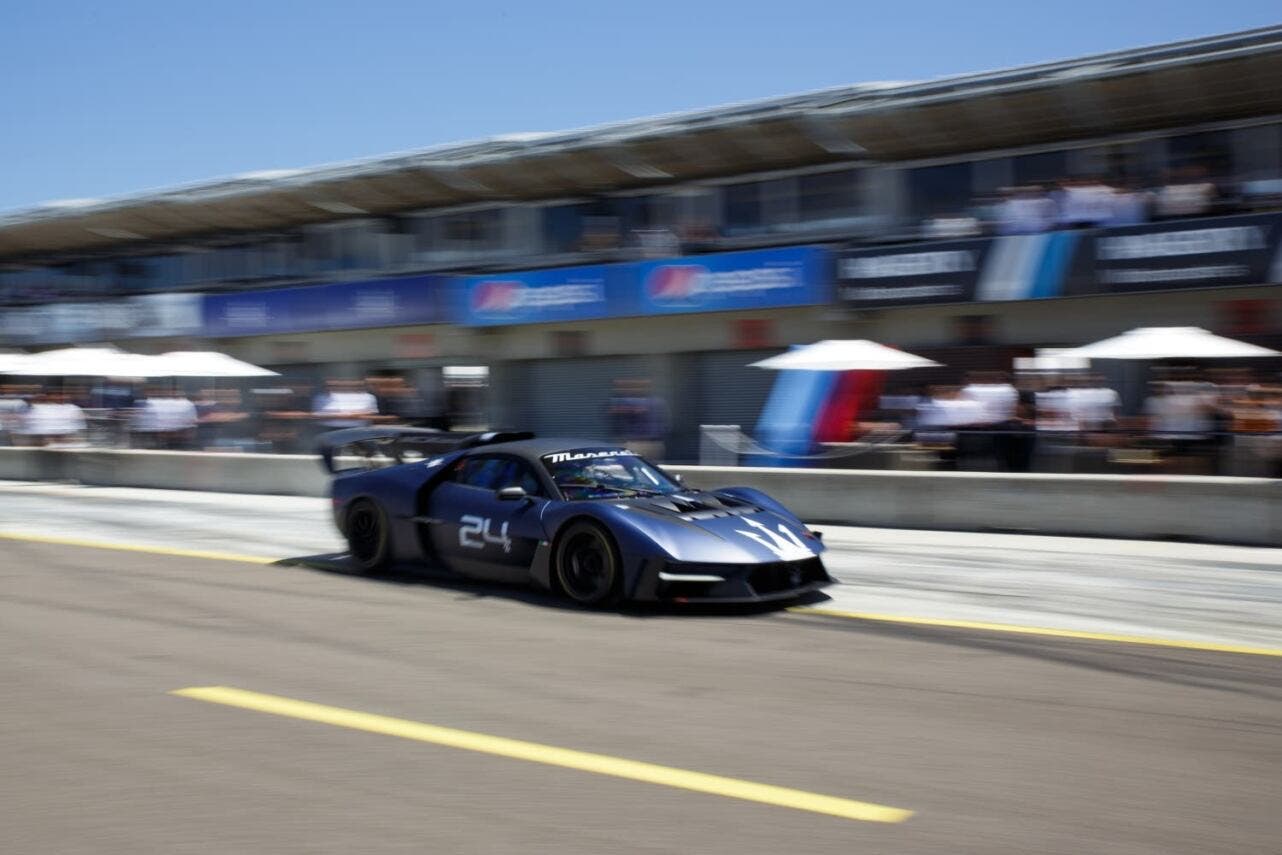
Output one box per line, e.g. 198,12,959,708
450,263,620,327
837,213,1282,309
1068,212,1282,296
630,246,827,316
0,293,203,345
449,246,828,326
836,233,1081,309
836,238,992,308
201,275,444,338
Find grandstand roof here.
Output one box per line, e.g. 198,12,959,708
3,25,1281,259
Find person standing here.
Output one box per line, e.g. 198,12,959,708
311,379,380,429
959,372,1019,470
18,389,87,447
130,386,197,450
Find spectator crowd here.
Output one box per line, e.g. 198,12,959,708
924,164,1280,240
4,364,1282,477
0,373,458,455
873,368,1282,477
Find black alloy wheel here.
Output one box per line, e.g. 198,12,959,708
346,498,390,572
555,522,622,607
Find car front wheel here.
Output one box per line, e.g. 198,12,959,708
555,522,622,607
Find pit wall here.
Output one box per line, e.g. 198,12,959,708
0,447,1277,547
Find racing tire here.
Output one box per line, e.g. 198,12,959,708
345,498,390,573
554,521,623,608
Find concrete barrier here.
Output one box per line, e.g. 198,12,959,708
1,447,1278,547
670,466,1282,548
0,447,331,498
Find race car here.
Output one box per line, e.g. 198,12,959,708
319,427,831,606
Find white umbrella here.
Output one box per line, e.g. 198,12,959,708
154,351,279,378
0,352,32,374
6,346,166,377
750,339,941,371
1061,327,1280,360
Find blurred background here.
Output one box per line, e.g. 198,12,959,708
3,6,1282,475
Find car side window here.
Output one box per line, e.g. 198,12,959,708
490,459,544,497
453,456,544,496
453,456,505,489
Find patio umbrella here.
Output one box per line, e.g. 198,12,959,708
154,351,279,378
1060,327,1280,360
0,351,32,374
4,346,166,377
750,339,941,371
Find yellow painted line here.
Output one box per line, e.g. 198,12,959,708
790,607,1282,658
172,686,912,824
0,531,275,565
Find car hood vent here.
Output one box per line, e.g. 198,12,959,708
635,491,760,520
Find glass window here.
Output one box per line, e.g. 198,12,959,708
1068,144,1149,186
542,450,680,500
721,181,763,233
453,456,542,495
796,169,861,224
495,460,543,495
1228,124,1281,181
442,209,501,245
453,456,506,488
908,162,972,217
1012,150,1067,187
1168,130,1232,179
541,203,587,254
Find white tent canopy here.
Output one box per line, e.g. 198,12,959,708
155,351,278,378
750,339,941,371
6,346,167,378
0,352,33,374
0,347,277,378
1061,327,1280,360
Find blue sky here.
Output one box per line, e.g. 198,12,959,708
1,1,1277,212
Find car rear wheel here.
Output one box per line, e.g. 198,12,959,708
346,498,390,573
555,522,622,607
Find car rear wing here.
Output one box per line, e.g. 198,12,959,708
316,427,535,473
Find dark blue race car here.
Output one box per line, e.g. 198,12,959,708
319,427,831,606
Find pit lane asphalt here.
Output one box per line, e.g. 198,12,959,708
2,480,1281,647
3,537,1281,853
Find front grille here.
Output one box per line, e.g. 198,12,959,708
748,558,826,594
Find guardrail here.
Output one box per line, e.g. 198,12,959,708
1,447,1277,547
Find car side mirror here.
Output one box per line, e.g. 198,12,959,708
496,485,528,501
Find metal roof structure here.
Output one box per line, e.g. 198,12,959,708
3,25,1281,260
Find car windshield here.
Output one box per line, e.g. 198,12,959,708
541,449,682,500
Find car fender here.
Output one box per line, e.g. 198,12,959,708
533,503,688,597
332,454,461,563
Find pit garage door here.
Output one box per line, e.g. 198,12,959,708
694,349,778,431
523,356,649,439
663,349,778,461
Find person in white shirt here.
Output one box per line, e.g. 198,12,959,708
996,185,1057,235
915,386,985,470
311,379,380,429
0,384,31,445
130,387,198,449
1068,379,1121,432
1146,381,1215,441
1055,177,1117,229
18,389,87,447
1154,166,1217,219
957,372,1019,470
960,374,1018,425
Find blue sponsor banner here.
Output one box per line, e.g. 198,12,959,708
202,275,444,337
451,263,622,327
449,246,828,326
630,245,828,316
